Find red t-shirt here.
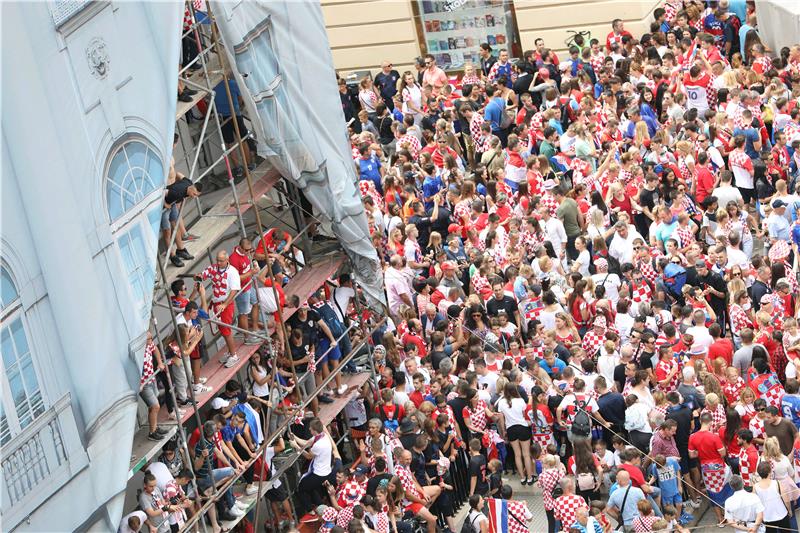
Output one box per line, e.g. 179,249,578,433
708,339,734,366
409,390,425,408
688,430,725,464
401,332,427,357
254,228,290,256
718,426,741,456
618,463,646,487
695,166,716,204
229,247,254,281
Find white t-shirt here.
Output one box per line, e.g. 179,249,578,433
310,434,334,477
591,272,621,304
712,185,743,209
686,326,713,352
495,396,530,428
575,249,591,276
477,371,499,396
146,462,174,491
330,286,355,323
118,511,148,533
598,353,620,385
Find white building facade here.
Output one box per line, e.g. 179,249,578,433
1,1,180,530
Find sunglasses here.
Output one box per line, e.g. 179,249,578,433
756,407,766,412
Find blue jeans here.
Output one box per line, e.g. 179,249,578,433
212,467,236,509
647,486,663,517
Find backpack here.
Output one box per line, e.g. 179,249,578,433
571,398,592,438
461,511,481,533
378,404,400,433
662,263,687,299
726,15,742,53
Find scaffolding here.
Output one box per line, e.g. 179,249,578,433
125,2,383,531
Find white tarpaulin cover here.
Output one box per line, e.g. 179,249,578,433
755,0,800,59
212,0,385,308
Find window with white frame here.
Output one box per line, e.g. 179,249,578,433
0,266,45,446
105,139,165,320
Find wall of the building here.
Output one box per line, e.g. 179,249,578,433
1,1,180,530
324,0,660,78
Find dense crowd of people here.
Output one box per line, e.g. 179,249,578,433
128,0,800,532
343,0,800,532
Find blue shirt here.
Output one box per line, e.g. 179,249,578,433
608,484,646,525
649,458,681,498
232,404,259,443
359,156,382,194
484,97,504,132
733,127,760,159
781,394,800,428
422,174,443,209
214,79,241,116
768,214,791,242
221,423,243,443
739,25,754,60
539,357,566,376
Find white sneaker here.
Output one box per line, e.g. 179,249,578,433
193,384,211,394
198,377,208,384
229,505,246,517
224,354,240,368
168,408,187,420
244,335,261,345
245,484,258,495
235,499,250,509
337,384,349,395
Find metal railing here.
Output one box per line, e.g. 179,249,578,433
2,394,89,530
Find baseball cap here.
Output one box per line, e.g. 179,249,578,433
760,294,773,304
772,199,788,208
354,465,370,476
210,398,230,410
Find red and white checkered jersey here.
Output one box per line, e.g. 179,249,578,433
337,478,366,508
739,444,759,488
540,192,559,217
200,264,241,303
749,416,766,450
464,400,489,432
394,464,422,501
632,514,659,533
722,377,746,405
729,303,752,337
750,373,785,409
539,468,562,511
753,56,773,75
701,403,726,433
470,113,491,152
553,494,588,528
582,331,605,360
140,340,157,387
397,134,421,160
655,359,680,393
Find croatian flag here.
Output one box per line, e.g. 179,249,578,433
487,498,510,533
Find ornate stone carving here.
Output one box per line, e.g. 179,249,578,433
86,37,110,79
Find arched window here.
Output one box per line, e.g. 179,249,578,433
105,138,165,319
0,266,45,446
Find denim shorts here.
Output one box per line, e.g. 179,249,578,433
160,203,179,230
235,286,257,314
139,380,158,408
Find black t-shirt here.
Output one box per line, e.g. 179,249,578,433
165,178,193,205
448,397,469,440
400,432,418,451
469,454,489,496
366,473,393,497
639,351,655,372
597,391,626,426
431,350,448,371
411,448,427,485
427,205,451,237
666,404,694,452
423,443,441,479
289,343,309,373
699,272,727,312
287,309,321,346
408,214,433,249
454,98,480,132
486,295,518,325
613,363,627,395
638,187,659,215
374,114,395,145
374,70,400,101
